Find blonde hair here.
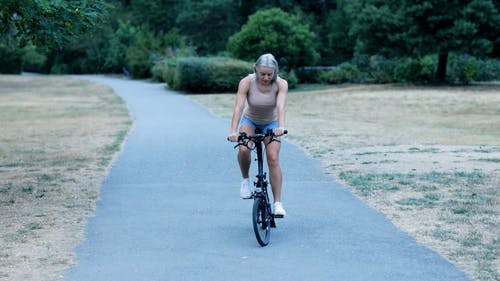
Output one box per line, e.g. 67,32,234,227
254,53,279,82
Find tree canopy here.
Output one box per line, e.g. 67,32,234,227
0,0,107,50
1,0,498,83
227,8,319,69
347,0,499,81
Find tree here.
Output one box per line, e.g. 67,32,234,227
130,0,182,33
1,0,107,50
227,8,319,69
0,0,107,73
176,0,241,55
348,0,499,82
323,1,355,65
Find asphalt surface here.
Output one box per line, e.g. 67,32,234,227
65,76,470,281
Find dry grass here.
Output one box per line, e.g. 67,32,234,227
0,75,132,281
189,84,500,281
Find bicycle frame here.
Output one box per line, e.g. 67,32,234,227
252,133,276,228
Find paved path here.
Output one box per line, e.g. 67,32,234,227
65,76,470,281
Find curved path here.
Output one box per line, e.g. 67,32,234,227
65,76,470,281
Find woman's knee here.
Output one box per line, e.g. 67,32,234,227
266,152,280,167
238,147,251,159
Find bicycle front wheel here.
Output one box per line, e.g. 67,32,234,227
252,197,271,246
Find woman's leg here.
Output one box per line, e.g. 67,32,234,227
237,125,254,178
265,139,282,202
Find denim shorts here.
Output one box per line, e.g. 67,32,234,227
240,115,278,133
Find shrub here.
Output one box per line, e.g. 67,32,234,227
105,21,138,73
295,67,331,83
279,70,298,89
170,57,253,93
151,60,165,82
478,59,500,81
319,63,361,84
125,27,161,79
126,44,152,79
367,55,397,83
447,54,499,84
394,56,435,83
0,43,23,74
22,45,47,73
162,58,178,87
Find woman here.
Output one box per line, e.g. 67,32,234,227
228,53,288,217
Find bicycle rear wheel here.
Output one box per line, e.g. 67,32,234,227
252,197,271,246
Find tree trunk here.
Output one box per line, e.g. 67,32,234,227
436,51,448,83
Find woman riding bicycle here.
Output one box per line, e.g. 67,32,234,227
228,53,288,217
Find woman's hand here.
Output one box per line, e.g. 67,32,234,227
274,127,287,136
227,132,238,142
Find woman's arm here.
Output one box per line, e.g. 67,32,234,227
228,76,250,140
275,77,288,136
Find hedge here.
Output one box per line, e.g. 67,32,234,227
165,57,253,93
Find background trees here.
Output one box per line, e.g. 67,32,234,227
1,0,498,84
227,8,319,70
347,0,499,82
0,0,107,73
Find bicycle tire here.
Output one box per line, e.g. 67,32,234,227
252,197,271,246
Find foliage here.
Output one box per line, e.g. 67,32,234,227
347,0,499,81
447,54,500,84
126,28,156,78
130,0,183,34
227,8,319,70
0,0,107,50
3,0,498,85
279,70,298,89
176,0,240,55
169,57,253,93
323,2,355,65
394,56,436,83
21,44,47,73
319,63,361,84
0,42,22,73
105,20,138,73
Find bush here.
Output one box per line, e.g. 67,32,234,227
161,58,177,87
22,45,47,73
447,54,500,84
394,56,435,83
279,70,298,89
296,67,332,83
125,28,159,79
478,59,500,81
169,57,253,93
151,60,165,82
367,55,397,83
0,43,23,74
126,44,152,79
319,63,361,84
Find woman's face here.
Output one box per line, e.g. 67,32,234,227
256,66,274,85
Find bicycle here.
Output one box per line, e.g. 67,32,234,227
231,129,287,247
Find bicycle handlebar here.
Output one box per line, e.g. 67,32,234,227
238,129,287,141
229,129,288,149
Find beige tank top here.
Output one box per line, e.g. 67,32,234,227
244,74,278,125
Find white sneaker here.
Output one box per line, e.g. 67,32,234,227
274,202,286,218
240,179,252,199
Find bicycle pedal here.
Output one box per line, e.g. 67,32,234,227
273,214,284,219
